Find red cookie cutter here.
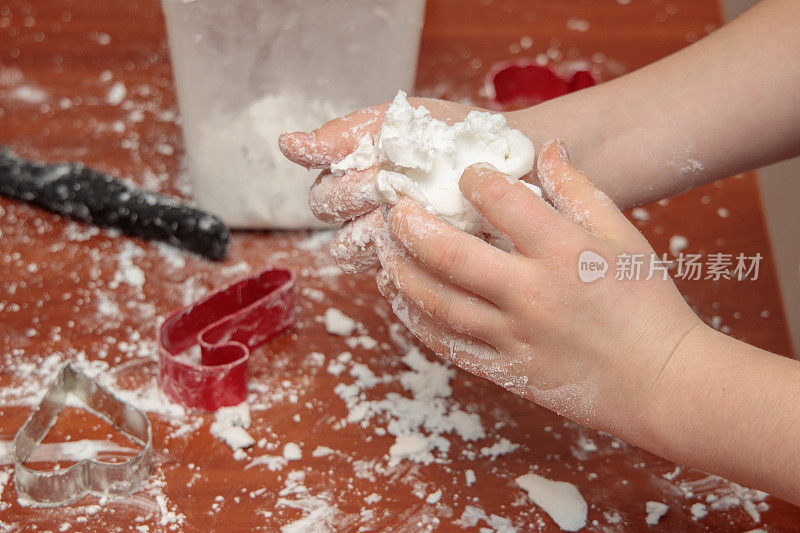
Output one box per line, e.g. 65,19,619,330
158,268,295,412
486,60,596,109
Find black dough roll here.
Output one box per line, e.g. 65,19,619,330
0,146,230,261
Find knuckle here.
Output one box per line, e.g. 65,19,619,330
435,236,470,275
478,178,517,207
427,284,458,324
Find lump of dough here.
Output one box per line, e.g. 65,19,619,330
332,91,538,234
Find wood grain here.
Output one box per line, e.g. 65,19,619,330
0,0,796,531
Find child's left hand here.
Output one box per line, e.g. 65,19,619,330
375,141,703,438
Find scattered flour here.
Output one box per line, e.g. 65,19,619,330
515,473,588,532
245,455,288,472
333,347,486,466
109,241,146,289
425,489,442,505
0,469,10,512
106,81,127,105
645,501,669,525
312,446,335,458
691,502,708,520
332,91,537,234
346,335,379,350
480,438,519,459
668,234,689,256
465,469,477,486
323,308,358,337
631,207,650,221
210,403,255,452
453,505,515,532
566,18,590,32
676,475,768,524
283,442,303,461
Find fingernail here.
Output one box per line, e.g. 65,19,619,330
278,131,313,157
537,139,570,176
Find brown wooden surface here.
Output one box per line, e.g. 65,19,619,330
0,0,797,531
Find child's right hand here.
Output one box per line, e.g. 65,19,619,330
279,98,480,273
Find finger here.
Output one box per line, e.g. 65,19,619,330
376,268,397,300
329,210,384,273
459,162,576,257
537,140,636,239
389,293,503,378
380,252,510,349
309,168,380,223
386,199,519,306
279,104,389,169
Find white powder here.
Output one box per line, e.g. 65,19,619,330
0,469,10,511
323,308,358,337
691,502,707,520
480,437,519,459
669,234,689,256
333,346,486,466
645,501,669,525
515,474,588,532
312,446,335,458
189,93,348,228
388,434,432,462
425,489,442,504
283,442,303,461
631,207,650,221
345,335,379,350
210,403,255,451
106,81,127,105
454,505,515,532
465,469,476,486
109,241,146,289
566,18,590,32
245,455,288,472
333,91,536,233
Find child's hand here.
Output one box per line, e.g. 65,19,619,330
279,98,479,273
376,141,703,437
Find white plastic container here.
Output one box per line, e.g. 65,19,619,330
161,0,427,229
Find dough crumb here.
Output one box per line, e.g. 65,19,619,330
465,469,476,486
333,90,536,234
631,207,650,221
691,502,707,520
323,308,358,337
283,442,303,461
645,501,669,525
516,473,588,531
210,403,255,451
669,234,689,256
425,489,442,504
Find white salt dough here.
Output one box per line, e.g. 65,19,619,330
332,91,538,234
465,469,477,486
645,501,669,525
515,473,588,532
283,442,303,461
669,234,689,256
690,502,707,520
323,308,358,337
210,403,255,451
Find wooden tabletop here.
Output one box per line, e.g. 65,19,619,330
0,0,796,531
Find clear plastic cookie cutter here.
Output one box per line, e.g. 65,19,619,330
12,363,154,507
